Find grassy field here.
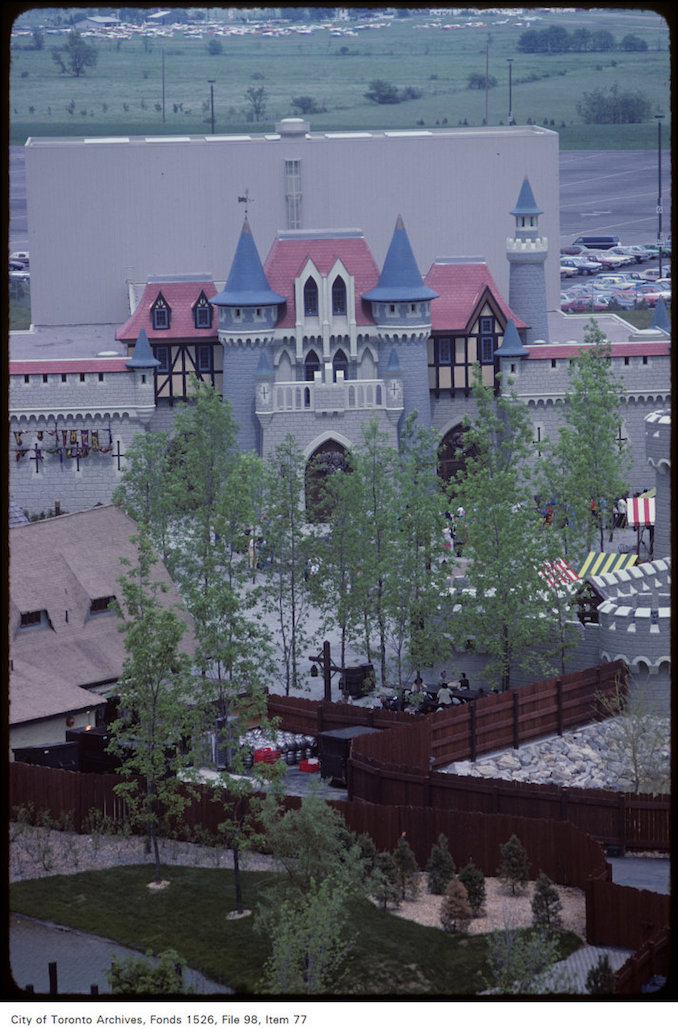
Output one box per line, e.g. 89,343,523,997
9,8,671,147
9,864,582,995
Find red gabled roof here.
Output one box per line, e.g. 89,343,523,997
424,260,527,332
263,233,381,329
116,280,219,342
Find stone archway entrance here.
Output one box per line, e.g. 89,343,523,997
305,439,350,522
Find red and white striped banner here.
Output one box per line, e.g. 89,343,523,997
539,558,580,588
626,496,655,526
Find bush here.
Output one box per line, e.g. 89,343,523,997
458,858,486,917
497,834,530,895
393,834,419,898
108,949,187,995
370,852,403,909
426,833,456,895
440,877,472,934
585,953,616,994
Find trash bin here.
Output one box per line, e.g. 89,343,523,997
317,725,381,786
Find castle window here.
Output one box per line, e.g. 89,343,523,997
304,278,319,317
43,374,48,383
80,373,86,382
193,293,213,330
480,316,494,333
24,375,30,384
332,276,347,315
196,345,212,373
480,337,494,364
155,346,170,373
285,159,302,229
98,372,104,382
61,374,67,383
305,349,320,381
333,348,349,382
438,338,452,364
151,292,170,330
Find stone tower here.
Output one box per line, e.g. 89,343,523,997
210,217,285,452
363,215,438,430
507,177,549,345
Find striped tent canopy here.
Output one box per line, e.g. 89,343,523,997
578,551,638,578
625,495,656,527
539,558,580,588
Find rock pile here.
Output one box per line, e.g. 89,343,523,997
446,717,671,793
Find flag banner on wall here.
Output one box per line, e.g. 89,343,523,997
539,558,580,588
578,551,638,578
625,496,655,527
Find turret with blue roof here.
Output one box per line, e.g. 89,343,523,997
125,327,160,368
210,216,285,315
507,177,549,344
363,215,436,429
494,317,530,359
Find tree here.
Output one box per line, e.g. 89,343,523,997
112,430,174,562
440,877,472,934
451,366,562,691
483,925,573,995
108,528,196,883
458,858,486,917
207,38,223,55
364,79,401,105
291,95,324,115
51,30,98,77
393,834,419,899
621,33,648,52
596,673,671,795
257,875,354,994
577,85,652,125
108,949,187,995
245,85,268,121
531,872,563,929
497,834,530,895
467,72,497,90
260,435,313,694
426,833,456,895
540,321,631,557
585,953,616,994
371,851,403,909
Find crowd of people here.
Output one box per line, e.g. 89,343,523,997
380,669,474,713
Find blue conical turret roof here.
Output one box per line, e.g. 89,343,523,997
363,215,439,302
494,318,530,358
210,216,285,308
651,295,671,333
510,177,543,217
126,327,160,368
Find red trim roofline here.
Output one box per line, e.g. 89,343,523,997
526,341,670,359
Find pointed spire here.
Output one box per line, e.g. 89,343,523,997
510,177,543,217
210,216,285,307
494,318,530,358
651,295,671,333
363,215,438,302
126,327,160,368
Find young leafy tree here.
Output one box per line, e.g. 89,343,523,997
483,925,574,995
596,673,671,795
452,366,560,691
259,435,314,694
531,872,563,930
51,30,98,77
108,948,187,996
112,429,173,562
497,834,530,896
109,528,196,883
541,320,631,557
458,858,486,917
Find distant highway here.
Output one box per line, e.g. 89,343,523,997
9,145,672,255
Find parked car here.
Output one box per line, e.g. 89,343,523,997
588,250,634,269
634,284,671,306
10,250,30,268
573,235,620,250
619,245,652,263
564,293,610,313
572,255,603,275
560,260,579,278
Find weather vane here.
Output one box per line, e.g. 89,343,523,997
238,188,254,215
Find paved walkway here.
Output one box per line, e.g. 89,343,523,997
540,945,634,994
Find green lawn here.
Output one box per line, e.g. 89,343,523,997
9,9,670,146
9,865,582,996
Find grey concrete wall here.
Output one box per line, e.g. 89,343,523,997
25,125,560,327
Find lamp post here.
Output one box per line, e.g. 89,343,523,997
208,79,215,135
507,58,514,125
309,640,342,703
655,114,664,277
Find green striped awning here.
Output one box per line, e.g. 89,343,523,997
578,551,638,578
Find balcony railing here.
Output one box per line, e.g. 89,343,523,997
256,377,402,415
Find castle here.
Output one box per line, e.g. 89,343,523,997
8,127,671,706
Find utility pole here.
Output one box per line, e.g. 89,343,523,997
507,58,515,125
208,79,215,135
655,114,664,277
161,49,165,124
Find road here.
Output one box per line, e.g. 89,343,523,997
9,145,672,255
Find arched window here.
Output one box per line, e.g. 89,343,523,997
304,278,319,317
333,348,349,381
305,440,350,523
305,349,321,381
332,276,347,315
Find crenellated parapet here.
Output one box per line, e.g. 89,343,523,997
593,558,671,676
506,236,548,258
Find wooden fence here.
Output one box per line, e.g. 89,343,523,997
614,930,671,995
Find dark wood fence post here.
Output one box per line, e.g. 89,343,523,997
48,960,58,995
619,794,627,855
556,678,563,736
512,691,520,750
469,702,477,762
